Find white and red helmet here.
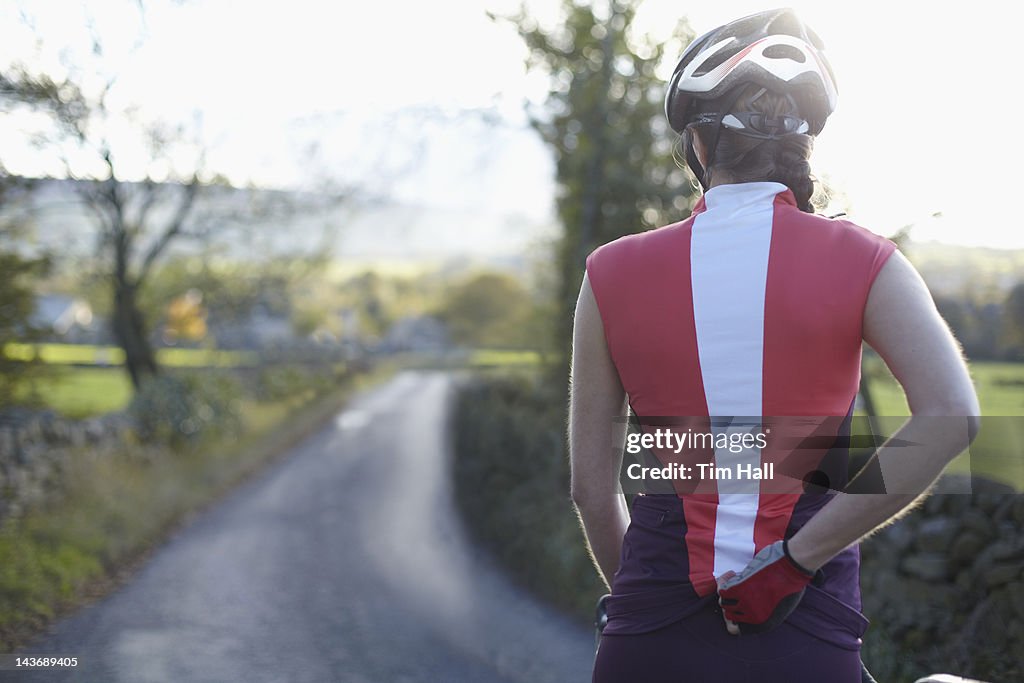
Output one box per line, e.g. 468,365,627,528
665,8,838,137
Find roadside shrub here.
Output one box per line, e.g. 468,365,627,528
452,373,605,622
127,370,243,448
254,364,338,401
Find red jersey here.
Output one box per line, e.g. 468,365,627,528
586,181,896,607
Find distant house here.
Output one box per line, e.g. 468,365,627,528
206,304,298,351
246,306,296,348
29,294,109,344
378,315,449,353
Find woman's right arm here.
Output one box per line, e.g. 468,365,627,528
785,249,981,572
569,273,631,589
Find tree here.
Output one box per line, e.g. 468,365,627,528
0,12,343,390
0,50,216,389
1001,282,1024,360
0,168,53,410
437,272,535,349
502,0,697,374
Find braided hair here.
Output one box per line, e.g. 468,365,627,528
689,83,817,213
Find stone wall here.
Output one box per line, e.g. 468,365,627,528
860,476,1023,682
0,407,135,520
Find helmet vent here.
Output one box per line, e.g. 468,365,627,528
694,50,734,77
762,44,806,62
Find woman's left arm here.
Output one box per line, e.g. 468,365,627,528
569,273,631,590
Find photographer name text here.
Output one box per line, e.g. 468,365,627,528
626,462,775,481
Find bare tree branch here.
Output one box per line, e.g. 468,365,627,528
131,178,160,230
136,179,199,286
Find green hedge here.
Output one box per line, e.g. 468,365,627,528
452,373,604,622
127,370,244,447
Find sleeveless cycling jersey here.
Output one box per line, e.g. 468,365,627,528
585,181,897,648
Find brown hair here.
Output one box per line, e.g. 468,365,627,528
690,84,816,212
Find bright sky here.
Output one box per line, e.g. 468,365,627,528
1,0,1021,248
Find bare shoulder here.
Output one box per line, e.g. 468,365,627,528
863,250,978,416
863,250,936,341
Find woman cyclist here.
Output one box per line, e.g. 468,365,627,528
569,8,980,682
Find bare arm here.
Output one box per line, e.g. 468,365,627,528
569,273,631,589
786,250,981,571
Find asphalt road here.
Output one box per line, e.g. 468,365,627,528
8,371,594,682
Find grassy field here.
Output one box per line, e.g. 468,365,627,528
2,342,258,367
5,343,261,419
867,359,1024,417
12,366,134,419
9,355,343,420
466,349,544,367
864,359,1024,490
7,345,542,418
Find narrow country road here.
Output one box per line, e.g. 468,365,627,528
9,371,594,682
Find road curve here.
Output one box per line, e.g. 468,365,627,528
9,371,594,682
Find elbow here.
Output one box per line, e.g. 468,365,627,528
910,395,981,449
965,413,981,445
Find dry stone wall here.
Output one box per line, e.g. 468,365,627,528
860,476,1023,681
0,407,135,520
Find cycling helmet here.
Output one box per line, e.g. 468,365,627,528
666,8,837,135
665,8,838,186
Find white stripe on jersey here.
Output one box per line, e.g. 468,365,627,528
690,181,782,578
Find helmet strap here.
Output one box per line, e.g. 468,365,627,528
688,86,748,191
684,131,706,190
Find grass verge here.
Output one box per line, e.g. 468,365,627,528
0,362,394,652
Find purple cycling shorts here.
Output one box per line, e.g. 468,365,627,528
593,598,862,683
